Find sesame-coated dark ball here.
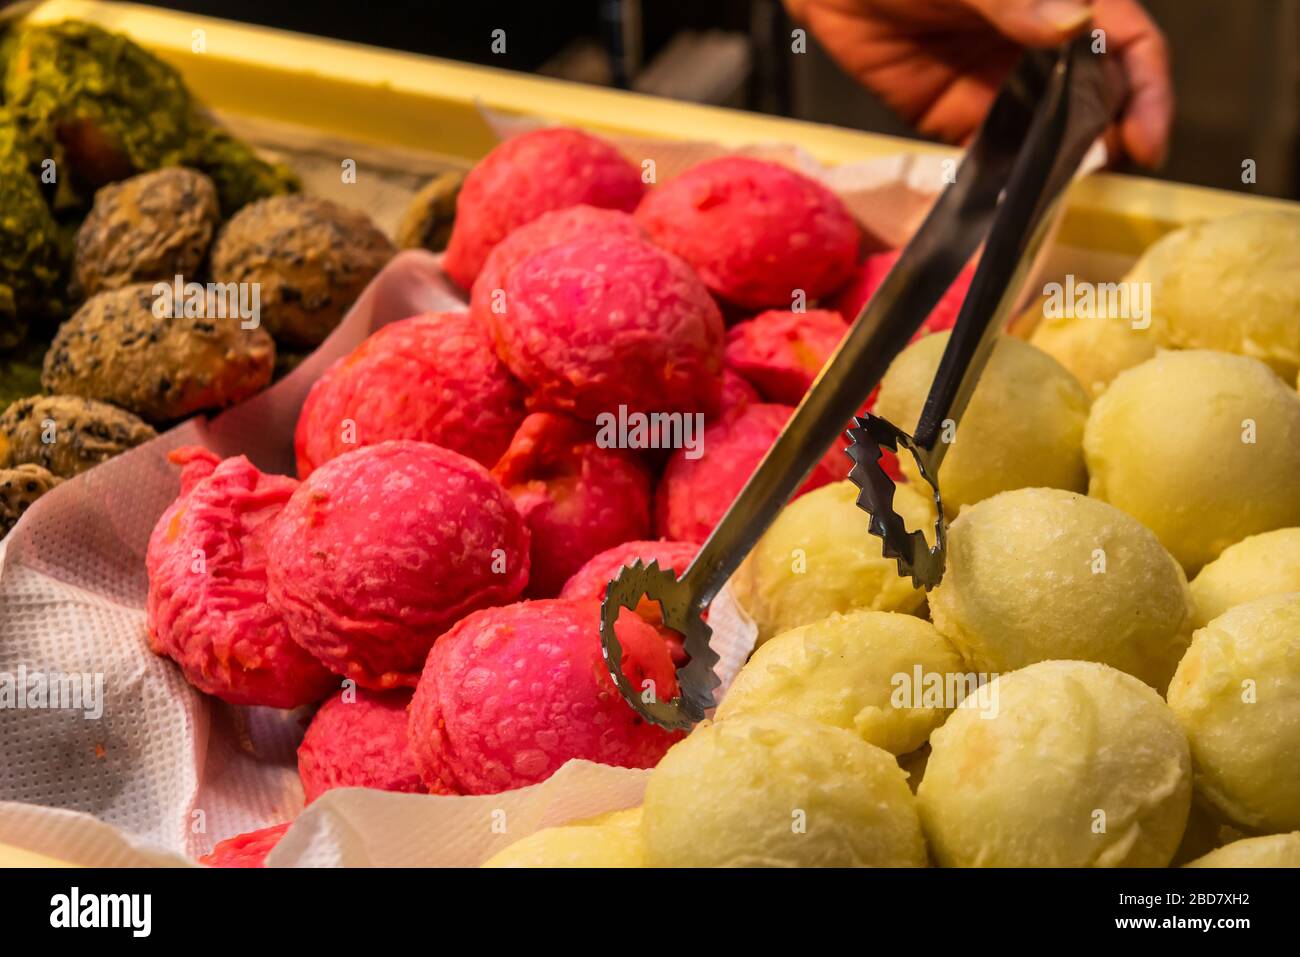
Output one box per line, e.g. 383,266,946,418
72,167,220,300
209,195,395,348
41,283,274,424
0,394,156,478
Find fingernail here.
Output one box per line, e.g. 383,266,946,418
1034,0,1093,31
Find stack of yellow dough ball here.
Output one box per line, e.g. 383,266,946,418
917,660,1192,867
1135,211,1300,380
874,332,1089,513
1027,307,1158,399
1186,832,1300,868
482,808,644,868
929,487,1195,690
716,610,964,756
1189,528,1300,628
481,211,1300,870
733,480,933,646
642,713,927,867
1085,350,1300,573
1167,593,1300,833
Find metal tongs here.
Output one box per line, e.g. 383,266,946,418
600,36,1125,731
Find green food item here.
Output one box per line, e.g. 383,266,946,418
182,121,300,217
3,20,298,217
3,20,195,205
0,24,21,88
1,18,300,357
0,109,63,349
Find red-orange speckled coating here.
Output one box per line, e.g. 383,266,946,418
655,403,841,543
720,368,760,413
469,204,644,329
298,686,438,803
492,413,652,599
265,440,530,690
559,538,699,613
293,311,525,478
443,128,645,289
492,234,724,419
200,822,291,868
146,447,337,709
831,248,975,335
635,156,859,309
725,308,849,404
559,538,700,666
408,598,682,795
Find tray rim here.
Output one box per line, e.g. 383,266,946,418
20,0,1298,257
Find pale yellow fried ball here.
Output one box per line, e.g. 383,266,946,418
929,487,1195,691
1166,593,1300,833
1085,350,1300,573
917,660,1192,867
733,480,932,646
1136,212,1300,380
482,807,643,867
874,332,1089,514
1169,798,1232,867
1185,832,1300,868
642,713,927,867
1189,528,1300,628
586,807,641,827
716,610,965,755
1029,313,1158,399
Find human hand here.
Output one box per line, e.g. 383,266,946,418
786,0,1172,167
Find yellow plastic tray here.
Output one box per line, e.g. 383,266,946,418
20,0,1298,258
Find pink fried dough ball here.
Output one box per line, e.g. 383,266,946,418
720,368,760,413
560,538,701,666
408,598,683,795
293,310,525,479
831,248,976,335
297,686,439,803
491,412,652,599
200,823,291,868
469,204,645,329
491,234,725,420
146,447,337,709
559,539,700,620
265,440,531,690
655,403,842,543
724,308,849,404
443,127,645,289
635,156,859,309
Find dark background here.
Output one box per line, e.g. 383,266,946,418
146,0,1300,199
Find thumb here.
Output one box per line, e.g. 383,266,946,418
960,0,1095,47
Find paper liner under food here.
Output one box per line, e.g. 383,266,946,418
0,237,763,865
0,130,1114,867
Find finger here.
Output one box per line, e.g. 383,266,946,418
1093,0,1173,167
1119,33,1173,167
913,74,1001,143
959,0,1095,47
